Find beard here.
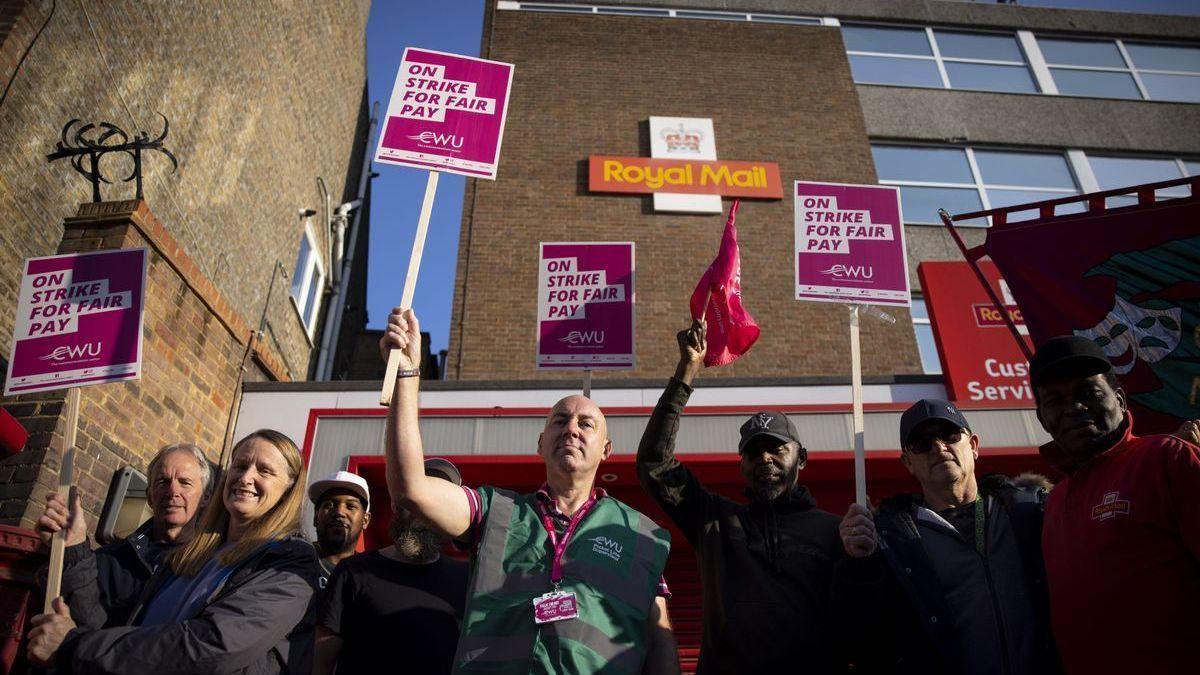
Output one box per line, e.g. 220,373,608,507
392,524,443,560
318,523,354,554
750,461,800,502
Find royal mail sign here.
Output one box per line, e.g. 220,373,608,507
588,156,782,199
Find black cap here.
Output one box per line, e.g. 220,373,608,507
1029,335,1113,390
900,399,971,448
738,411,801,453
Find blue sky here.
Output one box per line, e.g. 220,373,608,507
363,0,1199,358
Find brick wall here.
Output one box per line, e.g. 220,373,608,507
0,201,290,530
0,0,370,384
448,9,923,381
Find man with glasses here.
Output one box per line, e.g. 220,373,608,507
832,399,1059,675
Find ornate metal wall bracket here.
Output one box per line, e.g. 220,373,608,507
46,113,178,203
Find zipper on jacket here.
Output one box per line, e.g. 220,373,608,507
980,502,1012,675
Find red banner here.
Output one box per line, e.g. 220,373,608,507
984,197,1200,434
919,261,1033,403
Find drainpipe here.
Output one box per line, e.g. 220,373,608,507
315,100,379,380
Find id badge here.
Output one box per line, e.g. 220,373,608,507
532,590,578,624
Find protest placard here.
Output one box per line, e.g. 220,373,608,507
375,47,514,180
794,181,910,307
5,248,147,396
537,242,635,369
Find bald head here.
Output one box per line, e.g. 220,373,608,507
538,395,612,481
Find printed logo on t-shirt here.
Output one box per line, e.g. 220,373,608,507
588,535,623,562
1091,491,1131,521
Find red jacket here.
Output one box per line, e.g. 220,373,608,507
1041,414,1200,675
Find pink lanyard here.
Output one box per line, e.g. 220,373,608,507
537,494,598,589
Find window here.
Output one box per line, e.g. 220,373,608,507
843,24,1038,93
1085,154,1196,207
872,145,1081,226
1039,37,1200,103
910,298,942,375
290,224,325,336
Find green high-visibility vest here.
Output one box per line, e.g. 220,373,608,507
453,487,671,674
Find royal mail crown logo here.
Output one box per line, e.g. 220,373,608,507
661,123,702,154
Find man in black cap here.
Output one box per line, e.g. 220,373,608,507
636,320,843,674
832,398,1059,675
1031,335,1200,675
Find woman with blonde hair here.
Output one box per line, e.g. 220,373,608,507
28,429,320,674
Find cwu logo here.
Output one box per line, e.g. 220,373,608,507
588,535,623,562
39,342,102,363
559,330,605,346
405,131,464,148
819,264,874,280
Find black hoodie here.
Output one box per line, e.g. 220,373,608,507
636,377,845,675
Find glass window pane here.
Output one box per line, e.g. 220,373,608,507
1140,73,1200,103
1125,43,1200,73
914,323,943,375
872,146,974,183
849,55,943,87
303,271,322,328
986,188,1076,210
910,298,929,321
945,63,1037,93
973,151,1076,189
1038,38,1126,67
1089,155,1184,190
290,236,310,301
1184,161,1200,177
935,31,1024,62
842,25,933,56
898,186,984,225
1050,68,1141,99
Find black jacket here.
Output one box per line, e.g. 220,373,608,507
57,536,319,675
60,520,176,630
636,377,845,674
831,476,1060,675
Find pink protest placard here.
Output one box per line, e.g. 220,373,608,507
4,249,147,395
794,181,911,307
375,47,514,180
537,243,635,369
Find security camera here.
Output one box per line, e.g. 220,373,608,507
299,208,317,218
335,200,363,216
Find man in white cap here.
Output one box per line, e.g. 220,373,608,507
309,470,372,589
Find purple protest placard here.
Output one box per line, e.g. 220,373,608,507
794,181,911,307
375,47,514,180
4,249,147,395
537,242,635,369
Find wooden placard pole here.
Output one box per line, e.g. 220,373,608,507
583,369,593,398
44,387,79,612
380,170,440,406
849,305,867,507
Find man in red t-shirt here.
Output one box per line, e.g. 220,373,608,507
1031,336,1200,675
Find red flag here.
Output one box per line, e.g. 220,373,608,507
690,200,761,367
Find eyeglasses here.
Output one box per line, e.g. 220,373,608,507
905,429,966,455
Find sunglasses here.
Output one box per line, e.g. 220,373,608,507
905,429,967,455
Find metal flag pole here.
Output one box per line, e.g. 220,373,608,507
381,170,440,406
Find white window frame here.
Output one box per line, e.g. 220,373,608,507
872,143,1081,227
1034,34,1200,102
496,1,821,25
843,23,1040,93
910,297,942,376
290,221,325,340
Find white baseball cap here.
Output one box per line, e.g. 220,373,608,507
308,470,371,512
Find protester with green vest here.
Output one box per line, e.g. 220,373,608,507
379,307,680,675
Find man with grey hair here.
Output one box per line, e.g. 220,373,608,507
36,442,216,628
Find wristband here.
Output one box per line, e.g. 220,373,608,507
397,368,421,378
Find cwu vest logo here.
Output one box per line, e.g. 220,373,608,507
587,535,623,562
